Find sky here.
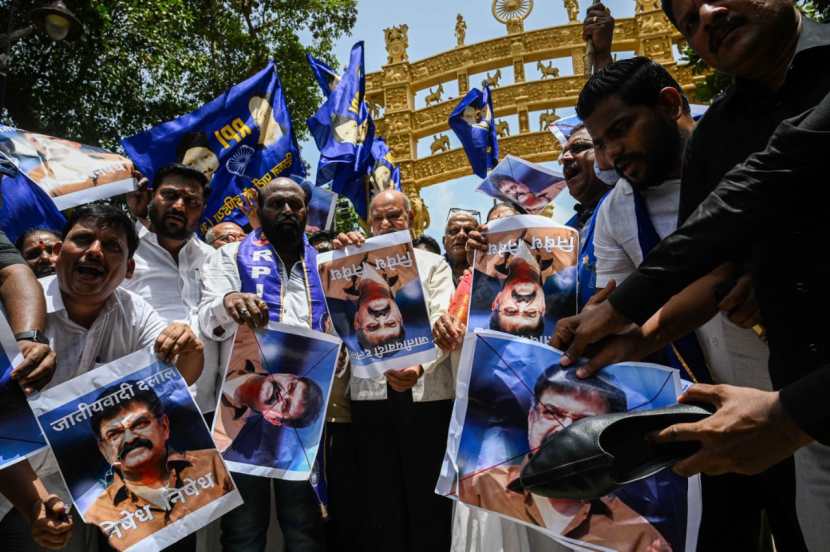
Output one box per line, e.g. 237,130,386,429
299,0,640,244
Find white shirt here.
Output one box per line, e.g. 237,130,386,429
0,276,169,522
198,240,312,342
350,249,456,403
121,227,221,412
592,178,772,390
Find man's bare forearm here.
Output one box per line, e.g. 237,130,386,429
0,265,46,333
0,461,47,522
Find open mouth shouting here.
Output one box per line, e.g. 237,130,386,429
75,260,107,282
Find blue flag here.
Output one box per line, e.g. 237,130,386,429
307,42,375,218
306,54,341,98
368,137,400,191
448,85,499,178
122,62,304,236
0,171,66,245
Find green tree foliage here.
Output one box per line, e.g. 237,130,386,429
1,0,357,149
683,2,830,102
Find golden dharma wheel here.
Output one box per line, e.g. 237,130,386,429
492,0,534,23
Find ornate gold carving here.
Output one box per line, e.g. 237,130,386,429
482,69,503,88
425,84,444,107
564,0,579,23
492,0,534,24
384,25,410,64
537,61,560,79
406,185,431,237
496,120,510,137
636,0,662,12
538,109,560,131
455,14,467,47
430,134,451,155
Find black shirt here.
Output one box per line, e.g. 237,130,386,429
609,89,830,443
0,230,24,270
679,18,830,223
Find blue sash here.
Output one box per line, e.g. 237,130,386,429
632,190,712,384
235,228,330,516
567,194,609,311
236,228,329,332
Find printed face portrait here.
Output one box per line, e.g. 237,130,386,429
491,250,545,337
96,402,170,478
20,230,61,278
181,146,220,183
331,114,360,145
249,96,284,146
527,383,611,451
239,373,320,428
372,163,392,189
354,265,404,349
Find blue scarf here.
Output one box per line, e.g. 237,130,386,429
237,228,328,332
632,190,712,384
567,193,610,311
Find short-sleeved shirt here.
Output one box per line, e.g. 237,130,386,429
0,230,24,269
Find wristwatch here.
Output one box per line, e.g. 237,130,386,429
14,330,49,345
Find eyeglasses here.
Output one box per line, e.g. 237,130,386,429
158,188,204,209
447,208,481,223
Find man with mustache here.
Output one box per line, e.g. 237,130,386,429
560,56,806,550
198,176,330,552
442,209,479,286
333,190,456,552
16,228,61,278
85,383,234,550
490,241,547,339
461,368,671,552
122,163,222,418
12,203,204,551
205,221,247,249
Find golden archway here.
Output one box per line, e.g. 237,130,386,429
367,1,702,235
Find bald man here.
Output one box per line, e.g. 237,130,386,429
205,222,246,249
334,190,456,551
198,176,329,552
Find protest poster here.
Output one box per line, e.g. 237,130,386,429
317,230,437,377
468,215,578,343
121,62,305,237
212,322,340,480
27,350,242,552
0,310,46,470
0,126,135,210
477,155,566,214
437,330,702,552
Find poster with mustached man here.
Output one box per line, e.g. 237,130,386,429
28,350,241,552
469,215,579,343
317,230,437,377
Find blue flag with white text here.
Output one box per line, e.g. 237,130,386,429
449,86,499,178
308,42,375,218
122,62,304,236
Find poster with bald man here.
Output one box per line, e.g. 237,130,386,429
436,330,702,551
469,215,579,343
317,230,437,377
27,349,241,552
212,322,340,480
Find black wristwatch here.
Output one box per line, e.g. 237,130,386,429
14,330,49,345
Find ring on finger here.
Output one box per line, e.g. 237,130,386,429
239,308,250,318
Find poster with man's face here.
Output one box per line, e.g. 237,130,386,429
0,310,46,470
477,155,567,215
212,323,340,480
0,126,135,210
469,215,578,343
436,330,702,552
28,350,242,552
436,330,701,552
317,230,437,378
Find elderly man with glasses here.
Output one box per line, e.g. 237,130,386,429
442,208,480,286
